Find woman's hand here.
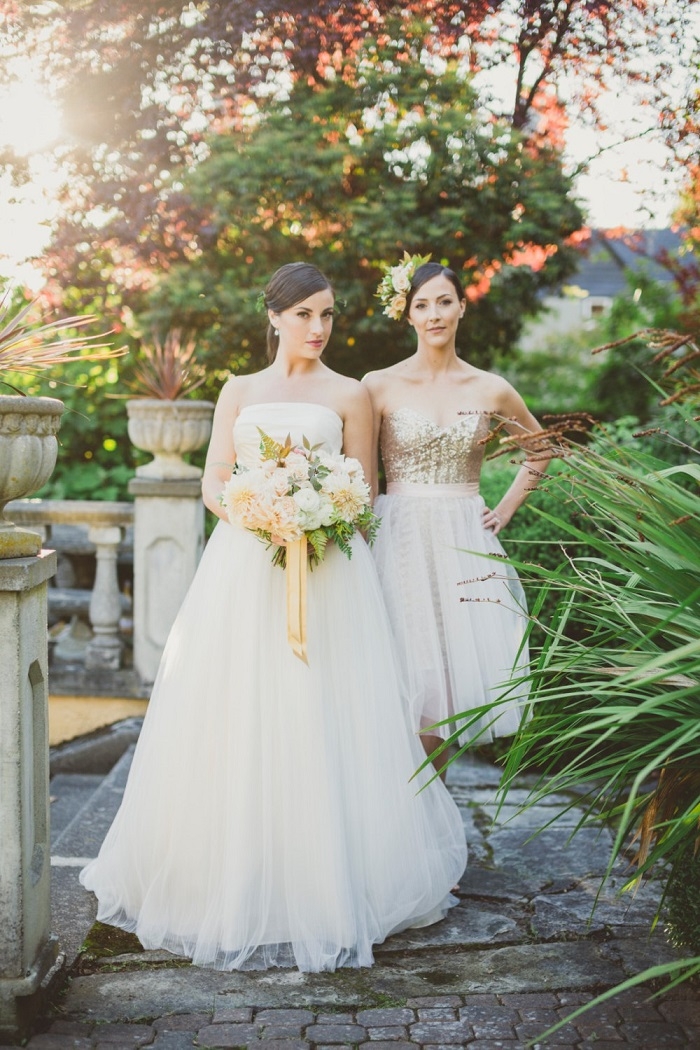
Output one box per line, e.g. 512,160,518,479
482,505,508,535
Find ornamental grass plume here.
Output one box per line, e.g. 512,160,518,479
0,293,124,390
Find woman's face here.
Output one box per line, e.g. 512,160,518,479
270,288,335,360
407,274,465,349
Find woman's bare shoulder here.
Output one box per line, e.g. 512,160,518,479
463,366,514,395
330,372,372,414
219,372,247,401
363,359,411,380
362,359,418,397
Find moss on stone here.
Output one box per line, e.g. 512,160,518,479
80,921,144,958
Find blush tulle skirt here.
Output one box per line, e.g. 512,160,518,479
80,520,466,972
372,488,530,745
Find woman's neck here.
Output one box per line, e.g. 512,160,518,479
269,355,327,379
410,343,462,376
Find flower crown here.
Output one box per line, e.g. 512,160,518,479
375,252,432,320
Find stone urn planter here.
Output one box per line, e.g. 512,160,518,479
0,395,64,558
126,398,215,480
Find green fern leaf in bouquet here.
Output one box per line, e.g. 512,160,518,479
307,528,329,567
257,428,287,463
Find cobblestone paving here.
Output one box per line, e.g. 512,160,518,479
13,754,699,1049
21,989,700,1048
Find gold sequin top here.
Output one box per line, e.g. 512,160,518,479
380,408,491,485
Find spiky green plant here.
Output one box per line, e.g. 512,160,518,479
431,332,700,897
498,428,700,884
490,333,700,899
130,329,204,400
0,294,121,391
433,331,700,1035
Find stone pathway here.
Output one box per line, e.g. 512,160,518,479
12,747,700,1048
19,990,700,1049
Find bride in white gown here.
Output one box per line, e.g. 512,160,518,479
80,262,467,972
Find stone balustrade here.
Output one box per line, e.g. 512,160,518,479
6,485,206,690
6,500,134,674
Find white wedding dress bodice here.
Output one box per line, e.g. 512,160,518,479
81,400,466,973
233,401,344,468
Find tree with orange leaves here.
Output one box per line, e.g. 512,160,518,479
132,21,584,380
1,0,693,301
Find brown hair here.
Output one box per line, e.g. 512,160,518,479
406,262,465,314
261,263,334,362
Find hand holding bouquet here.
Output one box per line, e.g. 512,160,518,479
219,430,380,664
219,429,380,568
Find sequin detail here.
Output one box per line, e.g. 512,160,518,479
380,408,491,485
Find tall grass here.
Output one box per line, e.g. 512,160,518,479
494,333,700,902
500,424,700,886
439,331,700,1030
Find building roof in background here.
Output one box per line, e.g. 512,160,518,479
565,228,687,298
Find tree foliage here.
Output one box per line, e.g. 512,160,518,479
2,0,693,501
2,0,694,301
135,25,583,380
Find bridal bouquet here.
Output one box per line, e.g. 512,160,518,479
220,429,380,568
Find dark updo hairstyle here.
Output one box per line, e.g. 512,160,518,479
405,262,466,315
262,262,334,362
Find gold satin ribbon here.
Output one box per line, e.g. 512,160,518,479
286,536,308,664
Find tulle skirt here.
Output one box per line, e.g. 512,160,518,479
80,520,466,972
372,489,529,745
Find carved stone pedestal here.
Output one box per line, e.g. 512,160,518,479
0,552,61,1044
129,477,205,685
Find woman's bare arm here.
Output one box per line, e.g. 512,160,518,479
484,381,552,535
340,381,376,499
201,378,241,521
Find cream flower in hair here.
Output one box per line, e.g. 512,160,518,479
375,251,432,321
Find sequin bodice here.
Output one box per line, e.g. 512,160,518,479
380,408,491,485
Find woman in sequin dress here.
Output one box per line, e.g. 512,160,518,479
364,259,550,772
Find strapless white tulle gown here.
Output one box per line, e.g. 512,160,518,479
80,402,466,972
373,408,530,745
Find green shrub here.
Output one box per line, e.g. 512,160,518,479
444,391,700,1024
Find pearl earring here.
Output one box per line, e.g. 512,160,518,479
274,328,279,337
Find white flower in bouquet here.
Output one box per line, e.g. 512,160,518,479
285,450,311,483
220,470,267,529
342,456,364,477
293,487,334,531
322,473,372,524
314,449,343,474
266,496,304,543
271,466,292,496
219,428,381,567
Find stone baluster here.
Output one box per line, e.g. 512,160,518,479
85,524,124,671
